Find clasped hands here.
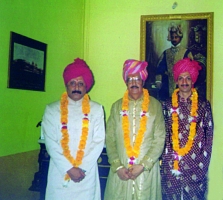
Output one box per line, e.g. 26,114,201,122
67,167,86,183
117,164,144,181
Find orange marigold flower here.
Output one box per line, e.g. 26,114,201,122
60,92,90,182
82,127,89,132
173,160,179,170
81,135,87,141
80,140,86,146
121,89,149,159
78,150,84,156
171,88,198,171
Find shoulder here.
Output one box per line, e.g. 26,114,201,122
160,97,172,112
165,48,172,53
89,99,103,108
113,98,123,106
109,98,123,112
42,100,60,118
162,97,172,105
198,97,212,109
149,96,161,106
45,100,60,110
89,100,104,114
113,98,123,105
148,96,163,113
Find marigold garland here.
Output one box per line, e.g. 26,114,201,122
60,92,90,180
121,89,150,166
171,88,198,175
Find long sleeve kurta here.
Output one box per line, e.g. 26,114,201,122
161,95,214,200
42,97,105,200
104,95,166,200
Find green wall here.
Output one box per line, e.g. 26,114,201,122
84,0,223,199
1,0,222,199
0,0,84,156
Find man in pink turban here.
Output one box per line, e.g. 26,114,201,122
105,59,166,200
62,58,94,102
161,58,214,199
173,58,202,84
63,58,94,92
41,58,105,200
123,59,148,83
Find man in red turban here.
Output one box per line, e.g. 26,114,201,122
41,58,105,200
63,58,94,92
173,58,202,84
62,58,94,101
161,58,214,199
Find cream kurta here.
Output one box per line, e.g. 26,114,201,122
104,95,165,200
42,97,105,200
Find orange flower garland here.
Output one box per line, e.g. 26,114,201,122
171,88,198,175
121,88,149,166
60,92,90,180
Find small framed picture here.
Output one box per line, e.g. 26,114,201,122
8,32,47,91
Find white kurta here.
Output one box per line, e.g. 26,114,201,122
42,96,105,200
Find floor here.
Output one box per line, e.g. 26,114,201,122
0,150,41,200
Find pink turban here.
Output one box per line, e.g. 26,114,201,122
123,59,148,82
173,58,202,83
63,58,94,91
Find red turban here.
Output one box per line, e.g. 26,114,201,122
63,58,94,91
123,59,148,83
173,58,202,83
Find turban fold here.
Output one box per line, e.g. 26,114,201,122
173,58,202,83
63,58,94,91
123,59,148,83
167,23,183,41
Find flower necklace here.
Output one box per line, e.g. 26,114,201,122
171,88,198,176
121,88,150,166
60,92,90,181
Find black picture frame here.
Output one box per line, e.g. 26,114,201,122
8,32,47,91
140,13,213,103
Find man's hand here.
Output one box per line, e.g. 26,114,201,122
128,164,144,180
117,167,131,181
67,167,86,183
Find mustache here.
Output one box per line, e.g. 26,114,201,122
130,85,139,89
72,90,82,94
180,84,189,87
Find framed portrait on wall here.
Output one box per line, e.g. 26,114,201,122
140,12,213,103
8,32,47,91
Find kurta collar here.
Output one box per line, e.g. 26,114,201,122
171,43,181,48
67,96,83,106
128,94,144,103
178,92,192,103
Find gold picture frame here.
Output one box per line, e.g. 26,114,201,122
140,12,213,103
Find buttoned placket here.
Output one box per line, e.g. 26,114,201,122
132,100,137,196
132,101,137,145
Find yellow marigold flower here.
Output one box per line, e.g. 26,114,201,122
78,150,84,157
60,92,90,182
173,160,179,170
171,88,198,171
80,140,86,146
121,89,149,159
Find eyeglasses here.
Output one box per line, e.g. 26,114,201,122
126,76,142,84
68,80,85,88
